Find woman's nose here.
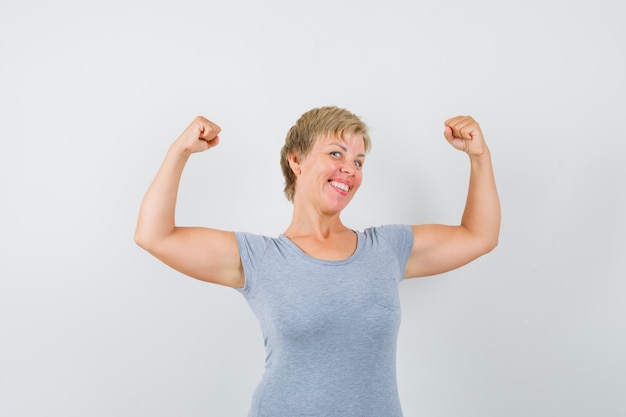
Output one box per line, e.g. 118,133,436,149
341,161,355,175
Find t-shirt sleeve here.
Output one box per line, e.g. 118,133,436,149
234,231,271,297
373,224,414,282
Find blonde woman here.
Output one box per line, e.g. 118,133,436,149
135,106,500,416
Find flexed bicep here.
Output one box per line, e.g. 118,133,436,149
144,227,244,288
404,224,495,278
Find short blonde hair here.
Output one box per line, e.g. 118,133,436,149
280,106,371,202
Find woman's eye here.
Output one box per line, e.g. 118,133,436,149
330,151,341,158
354,160,362,167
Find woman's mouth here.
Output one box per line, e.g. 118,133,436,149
329,180,349,192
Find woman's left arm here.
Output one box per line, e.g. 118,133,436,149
405,116,501,278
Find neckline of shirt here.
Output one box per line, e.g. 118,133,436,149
277,230,363,265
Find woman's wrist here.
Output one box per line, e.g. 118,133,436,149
468,147,492,164
168,140,194,160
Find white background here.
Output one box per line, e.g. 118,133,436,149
1,0,625,416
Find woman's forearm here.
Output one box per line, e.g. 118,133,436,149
134,143,190,248
461,150,501,251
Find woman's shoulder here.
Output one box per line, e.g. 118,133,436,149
359,224,414,256
235,231,278,250
361,224,413,239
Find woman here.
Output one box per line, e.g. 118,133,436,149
135,106,500,416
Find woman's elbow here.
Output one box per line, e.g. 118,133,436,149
134,231,147,249
481,236,499,255
134,228,154,251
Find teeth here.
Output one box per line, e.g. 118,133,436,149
329,181,349,192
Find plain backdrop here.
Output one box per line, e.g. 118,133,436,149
1,0,624,416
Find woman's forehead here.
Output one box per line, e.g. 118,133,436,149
316,131,365,148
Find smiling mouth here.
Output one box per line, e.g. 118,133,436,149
329,180,349,192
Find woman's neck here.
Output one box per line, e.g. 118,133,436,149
284,202,349,239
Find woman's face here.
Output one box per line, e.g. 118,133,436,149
293,132,366,214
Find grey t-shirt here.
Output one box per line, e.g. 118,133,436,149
235,224,413,417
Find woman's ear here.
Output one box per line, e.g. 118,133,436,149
288,152,301,175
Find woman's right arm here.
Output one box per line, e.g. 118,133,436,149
134,116,244,288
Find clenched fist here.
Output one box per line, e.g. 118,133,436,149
444,116,488,157
174,116,221,155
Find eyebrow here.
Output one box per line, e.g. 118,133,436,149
327,142,366,158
